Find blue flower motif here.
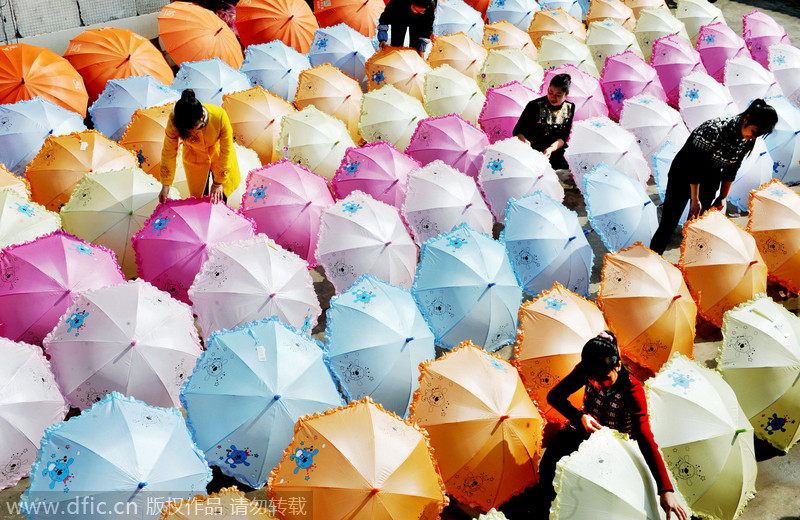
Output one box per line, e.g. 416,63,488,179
767,186,787,197
66,309,89,335
151,216,170,234
639,97,653,105
315,38,328,50
487,34,499,44
773,161,784,174
544,296,566,311
489,357,508,372
773,55,786,66
609,88,624,104
343,160,360,175
371,70,385,85
15,202,35,217
342,201,363,214
684,88,700,102
492,0,506,6
700,34,716,45
487,158,504,174
72,243,93,256
447,236,468,249
590,120,605,128
669,370,694,389
248,186,268,204
135,148,146,167
353,289,376,304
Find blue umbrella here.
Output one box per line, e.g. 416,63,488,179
729,138,774,211
240,41,311,103
20,392,210,520
0,97,85,175
502,191,593,297
325,274,435,418
763,95,800,185
413,223,522,352
88,75,179,142
652,139,681,202
172,58,252,106
583,162,658,252
540,0,586,20
308,24,376,90
487,0,541,31
181,317,343,489
433,0,485,44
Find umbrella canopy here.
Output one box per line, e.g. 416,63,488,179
743,9,792,69
43,279,202,409
487,0,541,31
696,22,749,83
651,33,707,107
413,223,522,351
222,86,295,165
118,102,175,179
0,190,60,250
478,48,544,94
478,81,540,143
634,7,690,61
307,24,376,89
586,0,636,30
429,32,488,80
160,487,277,519
483,21,538,61
542,64,610,121
678,70,737,131
295,63,363,142
540,0,587,20
313,0,385,38
538,33,601,79
171,58,252,106
727,139,773,212
645,354,757,520
600,50,667,120
424,64,486,125
724,56,782,112
366,47,431,102
598,243,696,372
619,93,690,163
762,95,800,185
652,139,683,203
0,164,29,198
359,84,429,152
434,0,485,44
325,274,435,417
410,342,544,511
769,43,800,108
625,0,669,18
675,0,725,44
528,8,587,47
405,114,490,179
239,41,311,103
158,1,243,68
586,19,644,73
236,0,319,53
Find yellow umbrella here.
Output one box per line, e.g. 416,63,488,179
527,8,587,48
587,0,636,31
586,19,645,72
679,209,767,328
366,47,432,102
675,0,726,44
118,102,174,179
429,33,488,80
515,282,606,424
359,84,428,152
483,21,538,61
294,64,363,143
222,86,295,166
634,7,690,61
424,65,485,125
0,163,29,199
278,105,355,181
537,33,601,78
159,486,277,519
0,189,60,249
624,0,669,19
478,48,544,94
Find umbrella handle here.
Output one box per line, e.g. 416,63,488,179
732,428,746,444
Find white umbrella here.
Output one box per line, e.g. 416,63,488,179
769,43,800,108
586,19,645,73
433,0,485,43
478,48,544,94
675,0,725,44
634,7,690,61
762,95,800,185
727,139,773,212
424,65,486,125
678,70,737,131
359,84,429,152
619,93,690,166
487,0,541,30
0,190,61,250
537,32,600,79
724,56,783,112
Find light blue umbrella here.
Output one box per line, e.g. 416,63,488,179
308,24,376,90
325,274,435,418
729,138,774,211
583,162,658,252
413,223,522,352
763,95,800,185
240,41,311,103
20,392,210,520
433,0,485,44
502,191,593,297
487,0,541,31
652,139,681,202
172,58,252,106
181,317,343,489
88,75,179,142
0,97,85,175
540,0,586,20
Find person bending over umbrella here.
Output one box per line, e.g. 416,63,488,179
377,0,437,57
159,89,240,204
649,99,777,255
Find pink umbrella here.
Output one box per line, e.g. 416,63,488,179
478,81,539,144
240,159,334,266
132,198,255,304
541,64,609,121
331,141,420,209
0,230,124,344
600,50,668,120
743,9,792,69
651,34,707,107
405,114,490,179
696,22,749,83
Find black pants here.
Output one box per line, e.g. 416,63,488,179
649,175,720,255
389,23,426,48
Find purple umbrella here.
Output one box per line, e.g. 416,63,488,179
478,81,539,144
600,50,667,121
405,114,490,179
540,64,609,121
651,34,706,107
696,22,749,83
743,9,792,68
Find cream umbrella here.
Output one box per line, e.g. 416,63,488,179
675,0,725,44
0,190,60,250
359,84,429,152
294,63,363,143
424,65,486,125
222,86,295,165
528,7,587,47
538,32,601,79
429,32,488,80
0,164,29,199
624,0,668,19
483,21,538,61
478,48,544,94
634,7,690,61
586,19,645,73
586,0,636,31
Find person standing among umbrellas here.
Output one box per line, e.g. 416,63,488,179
377,0,437,57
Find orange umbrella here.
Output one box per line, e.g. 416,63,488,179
63,27,174,104
236,0,319,53
409,341,544,512
119,103,174,179
26,130,138,211
680,209,768,327
747,179,800,294
429,33,488,80
158,1,244,68
159,486,276,519
483,21,538,60
313,0,385,38
0,163,30,199
0,43,88,117
587,0,636,31
598,242,696,373
514,282,606,424
222,86,295,165
528,8,587,48
624,0,668,19
295,64,363,142
366,47,431,102
268,397,448,520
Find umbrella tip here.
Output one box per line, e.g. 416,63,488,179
488,282,496,288
749,260,759,266
672,294,682,301
268,292,276,299
499,414,510,422
568,236,577,242
137,482,147,489
405,337,414,343
384,240,392,247
371,488,380,495
274,394,281,400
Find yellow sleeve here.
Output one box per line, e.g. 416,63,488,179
159,114,180,186
212,108,234,186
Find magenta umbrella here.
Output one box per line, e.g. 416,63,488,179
540,63,609,121
477,80,539,144
600,50,667,121
405,114,490,179
132,198,255,304
651,34,706,107
743,9,792,68
331,141,420,209
696,22,749,83
0,230,124,344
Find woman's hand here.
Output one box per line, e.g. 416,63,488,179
209,183,224,204
689,199,702,219
713,196,726,211
581,414,602,433
543,143,558,158
660,491,688,520
158,185,170,204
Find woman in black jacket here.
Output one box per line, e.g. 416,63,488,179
377,0,437,56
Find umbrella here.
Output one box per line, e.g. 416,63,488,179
478,48,544,94
409,342,544,511
696,22,749,83
479,137,563,221
429,33,488,82
598,243,696,372
424,65,486,125
625,0,669,18
652,139,684,205
413,223,522,351
515,282,605,422
586,0,635,30
503,192,594,296
478,81,540,143
769,43,800,108
600,50,667,120
0,43,88,117
268,397,448,520
403,160,493,245
0,164,29,199
619,93,690,163
743,9,792,69
586,19,645,73
88,75,179,142
20,392,211,519
171,58,252,106
651,33,707,107
312,0,385,38
542,64,610,121
236,0,319,53
294,63,363,142
680,209,768,327
239,41,311,103
326,274,435,417
318,191,417,293
308,23,376,89
132,198,256,305
241,160,333,266
434,0,485,44
0,337,67,491
724,56,782,112
762,95,800,185
222,86,295,165
678,70,737,131
483,21,538,61
366,47,431,102
727,139,773,212
405,114,490,179
645,354,757,520
359,84,429,152
675,0,725,44
540,0,586,20
0,191,60,250
118,102,175,179
332,141,419,209
528,8,587,48
158,1,244,68
63,27,174,105
486,0,541,31
537,33,601,79
160,487,278,519
634,7,690,61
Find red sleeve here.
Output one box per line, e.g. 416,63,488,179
547,362,587,426
625,375,674,494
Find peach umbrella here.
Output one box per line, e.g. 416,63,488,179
623,0,668,19
598,242,696,373
680,209,768,328
236,0,319,53
222,86,295,165
366,47,431,102
515,282,606,424
483,21,538,60
295,64,363,143
313,0,386,38
528,8,587,48
0,43,88,117
160,486,277,519
0,164,30,199
118,102,173,179
587,0,636,31
429,33,488,80
63,27,174,104
410,342,544,512
747,179,800,294
158,1,244,68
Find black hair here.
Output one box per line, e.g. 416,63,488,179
581,331,622,381
740,99,778,137
549,73,571,95
173,89,204,140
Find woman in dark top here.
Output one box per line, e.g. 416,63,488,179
513,73,575,170
377,0,437,57
649,99,778,255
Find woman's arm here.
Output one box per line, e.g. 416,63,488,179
159,115,180,203
546,363,587,426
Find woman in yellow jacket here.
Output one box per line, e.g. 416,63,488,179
158,89,240,204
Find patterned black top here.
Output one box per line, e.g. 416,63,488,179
678,115,755,184
512,96,575,152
